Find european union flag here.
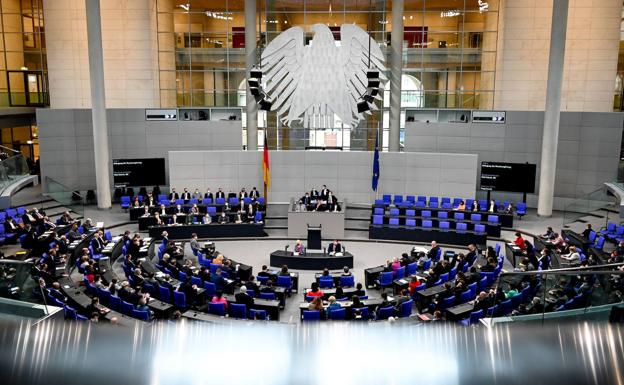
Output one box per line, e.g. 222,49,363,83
372,129,380,191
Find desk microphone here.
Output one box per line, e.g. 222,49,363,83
323,247,326,256
285,245,289,252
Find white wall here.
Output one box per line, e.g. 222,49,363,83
169,151,478,204
43,0,160,108
494,0,622,112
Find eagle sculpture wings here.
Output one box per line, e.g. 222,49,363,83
261,23,386,129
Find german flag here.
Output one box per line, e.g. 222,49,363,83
263,134,270,197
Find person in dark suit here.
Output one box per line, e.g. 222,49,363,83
239,188,248,200
204,188,213,200
235,285,254,309
327,240,342,255
48,282,66,303
428,241,440,261
146,193,156,207
181,188,191,201
91,232,106,254
4,216,21,234
21,209,37,226
310,188,319,199
215,188,225,199
218,211,229,224
488,199,498,213
465,244,478,266
299,192,312,211
473,291,493,313
326,191,338,211
582,224,594,240
471,200,479,212
320,185,330,200
249,187,260,200
178,277,198,305
168,188,179,202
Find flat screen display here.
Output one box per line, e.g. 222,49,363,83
113,158,166,187
480,162,536,193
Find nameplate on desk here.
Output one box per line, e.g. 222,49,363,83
398,279,408,284
96,222,104,228
334,252,344,257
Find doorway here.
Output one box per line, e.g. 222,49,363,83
7,70,47,107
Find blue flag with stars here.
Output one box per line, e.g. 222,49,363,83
372,129,380,191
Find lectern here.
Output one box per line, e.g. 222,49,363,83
307,225,322,251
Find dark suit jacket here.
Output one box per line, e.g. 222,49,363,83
169,192,179,200
204,192,213,199
428,246,440,260
328,243,342,253
181,192,191,200
250,190,259,199
216,191,225,199
235,292,254,309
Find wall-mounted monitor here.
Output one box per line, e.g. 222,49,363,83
480,161,536,193
113,158,166,187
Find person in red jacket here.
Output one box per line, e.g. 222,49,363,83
514,232,526,251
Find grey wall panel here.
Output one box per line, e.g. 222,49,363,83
37,108,242,191
405,111,624,210
168,151,477,204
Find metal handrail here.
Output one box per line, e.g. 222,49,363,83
0,144,20,154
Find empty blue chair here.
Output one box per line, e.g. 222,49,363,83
500,299,512,315
382,195,391,204
405,262,417,276
191,276,202,287
415,201,426,208
406,195,416,204
440,296,455,310
601,222,617,237
215,198,226,205
417,195,426,202
439,273,449,282
208,302,226,316
449,267,457,280
372,215,383,225
452,198,462,207
376,271,394,289
422,220,433,230
159,286,171,302
594,236,605,251
474,224,486,234
468,282,477,297
516,202,526,218
108,295,121,311
478,199,487,211
204,281,216,297
63,305,78,320
423,260,432,270
395,266,405,279
352,307,370,320
456,222,468,232
120,196,131,209
429,197,438,205
376,306,394,320
374,207,384,215
454,212,464,221
406,209,416,217
302,310,321,321
394,195,403,204
178,271,187,282
249,309,267,320
257,197,265,205
389,208,399,216
340,275,355,287
470,213,481,222
173,291,187,309
406,218,416,227
319,278,334,289
277,275,292,290
209,263,222,274
460,310,484,326
437,211,448,219
429,200,439,209
229,303,247,319
132,309,150,321
202,198,211,205
422,210,431,218
441,201,452,209
587,230,596,243
175,199,184,205
398,299,413,317
229,197,239,206
510,293,523,310
478,276,488,292
121,301,134,316
460,290,472,303
329,308,347,320
487,215,499,224
389,218,400,226
259,292,276,300
374,199,384,206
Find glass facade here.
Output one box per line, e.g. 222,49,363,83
156,0,500,150
0,0,48,107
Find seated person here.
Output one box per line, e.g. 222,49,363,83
502,203,514,214
298,192,312,211
158,204,168,216
246,203,255,222
249,187,260,201
327,239,342,255
293,239,305,255
170,214,181,226
541,226,556,240
234,285,254,309
306,282,324,298
202,213,212,224
341,266,352,276
471,200,479,212
211,290,228,310
132,196,142,208
218,211,229,224
326,191,338,212
192,188,202,200
189,204,199,215
488,199,497,213
180,188,191,201
173,204,185,215
168,188,179,202
326,296,341,313
513,232,526,250
454,200,466,211
561,245,581,265
140,206,150,218
204,188,213,200
234,210,244,224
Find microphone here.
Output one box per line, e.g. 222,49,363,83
323,247,326,256
285,245,289,252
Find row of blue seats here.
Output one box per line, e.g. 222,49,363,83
374,195,527,215
375,208,502,223
302,299,414,321
372,215,487,234
121,195,265,209
599,222,624,243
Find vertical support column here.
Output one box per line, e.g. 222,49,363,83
245,0,258,151
537,0,569,217
85,0,111,209
388,0,404,152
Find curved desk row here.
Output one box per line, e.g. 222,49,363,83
129,202,266,220
147,223,267,239
270,250,354,270
372,206,514,228
372,215,501,237
369,225,487,247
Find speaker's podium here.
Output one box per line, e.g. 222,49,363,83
307,225,322,251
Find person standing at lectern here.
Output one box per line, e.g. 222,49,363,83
328,239,342,255
294,240,304,255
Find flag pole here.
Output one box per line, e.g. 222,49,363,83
375,124,380,200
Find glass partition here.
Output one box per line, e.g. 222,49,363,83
0,259,35,302
0,150,31,195
43,177,84,218
487,264,624,324
562,186,614,227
